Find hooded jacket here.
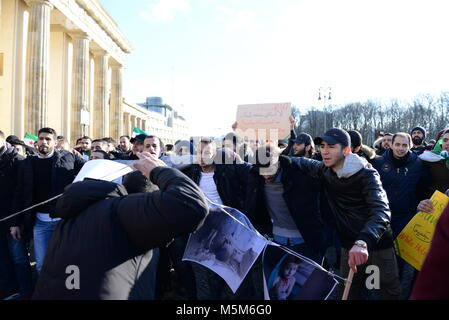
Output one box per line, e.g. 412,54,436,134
32,167,208,300
291,153,393,250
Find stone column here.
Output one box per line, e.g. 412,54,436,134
110,64,123,138
92,50,109,138
123,112,130,136
25,0,53,134
136,118,141,131
70,32,90,141
142,119,146,132
130,115,136,132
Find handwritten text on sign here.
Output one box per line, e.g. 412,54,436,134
236,103,291,141
394,190,449,270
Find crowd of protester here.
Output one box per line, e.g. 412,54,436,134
0,120,448,300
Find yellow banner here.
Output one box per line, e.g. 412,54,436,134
394,190,449,270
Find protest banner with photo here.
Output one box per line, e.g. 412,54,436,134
394,190,449,270
183,203,268,293
236,103,292,142
262,245,338,300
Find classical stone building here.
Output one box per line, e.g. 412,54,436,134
0,0,132,144
123,98,191,146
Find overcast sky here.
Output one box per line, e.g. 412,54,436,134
102,0,449,136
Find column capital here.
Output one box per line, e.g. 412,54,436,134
91,49,110,58
26,0,54,9
69,31,91,41
110,63,123,70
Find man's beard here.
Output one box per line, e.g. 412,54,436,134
412,137,423,146
38,145,52,155
293,148,307,158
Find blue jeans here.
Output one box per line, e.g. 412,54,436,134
0,231,33,296
33,219,59,274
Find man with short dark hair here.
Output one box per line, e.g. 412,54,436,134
89,150,110,160
175,140,193,156
290,128,400,300
374,132,431,237
0,130,32,299
376,133,393,155
74,136,92,160
91,139,108,152
12,128,86,274
119,135,132,153
373,132,431,299
144,135,165,158
103,137,117,153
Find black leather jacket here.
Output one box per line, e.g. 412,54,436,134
290,156,393,250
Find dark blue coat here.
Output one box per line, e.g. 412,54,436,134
373,149,432,220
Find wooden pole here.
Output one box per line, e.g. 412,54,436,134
342,269,355,300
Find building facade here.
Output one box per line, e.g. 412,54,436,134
0,0,131,144
123,98,190,146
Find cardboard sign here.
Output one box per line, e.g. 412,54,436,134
394,190,449,270
236,103,291,141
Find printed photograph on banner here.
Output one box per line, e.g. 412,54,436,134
183,204,267,293
263,245,338,300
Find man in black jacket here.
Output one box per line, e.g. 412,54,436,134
32,152,208,300
12,128,86,274
245,145,323,262
291,128,400,300
0,131,32,299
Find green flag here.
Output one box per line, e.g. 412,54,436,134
23,132,38,146
132,127,150,137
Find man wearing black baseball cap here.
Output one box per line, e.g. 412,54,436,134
291,133,315,158
129,134,147,160
291,128,400,300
